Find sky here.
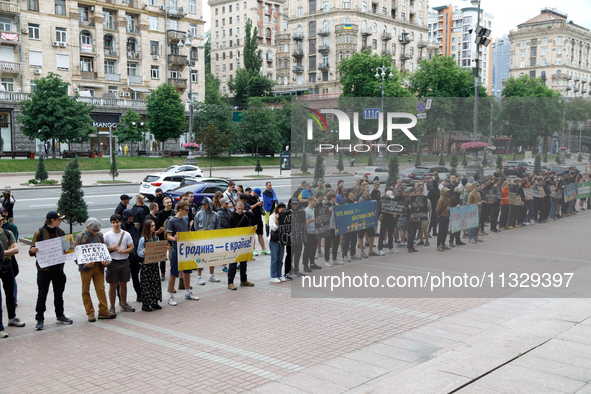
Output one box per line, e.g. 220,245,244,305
201,0,591,41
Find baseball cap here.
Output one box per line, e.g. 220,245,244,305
2,186,10,193
85,217,101,232
0,207,6,215
395,186,405,192
120,194,131,200
46,211,65,220
306,182,312,187
385,190,394,198
405,187,414,193
245,187,252,192
220,196,230,204
347,187,356,194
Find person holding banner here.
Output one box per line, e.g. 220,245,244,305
448,187,466,246
193,197,221,285
378,190,399,254
303,196,322,272
76,218,117,322
29,211,73,330
137,219,163,312
324,192,343,265
357,185,379,258
227,202,256,290
341,188,359,262
466,185,483,244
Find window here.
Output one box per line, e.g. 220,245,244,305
0,19,10,32
56,53,69,70
29,50,42,67
521,40,526,47
149,0,157,5
542,48,547,55
542,59,547,66
557,36,562,43
151,65,160,79
56,28,67,43
150,41,159,55
150,16,158,30
309,21,316,37
104,10,115,30
297,7,303,16
530,47,537,56
531,39,537,45
104,59,116,74
127,62,138,76
190,47,198,61
542,37,548,44
530,57,536,67
191,70,198,82
108,86,118,95
557,47,562,55
556,58,562,65
323,1,329,11
28,23,40,39
170,20,178,30
343,0,350,9
309,55,316,69
189,0,197,14
2,78,14,92
80,57,93,72
237,2,239,10
170,68,179,78
309,0,316,14
297,74,303,84
78,7,89,22
520,61,525,68
521,50,526,58
309,73,316,83
55,0,66,15
28,0,39,11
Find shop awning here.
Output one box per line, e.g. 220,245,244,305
129,86,150,93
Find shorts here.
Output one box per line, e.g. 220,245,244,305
254,217,264,235
170,249,192,277
420,220,428,231
106,259,131,284
396,217,408,231
357,227,375,238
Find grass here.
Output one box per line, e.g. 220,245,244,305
0,156,281,173
244,175,272,178
97,180,132,183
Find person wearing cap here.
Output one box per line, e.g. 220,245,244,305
378,190,399,255
29,211,73,330
263,182,278,241
1,186,15,223
115,194,131,216
121,209,143,303
193,197,221,285
104,213,136,313
228,201,256,289
248,188,268,256
217,196,233,229
341,188,360,262
298,182,314,207
76,218,117,322
0,209,24,330
435,187,451,251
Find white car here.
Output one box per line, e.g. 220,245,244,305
140,173,198,199
354,166,389,183
160,165,204,177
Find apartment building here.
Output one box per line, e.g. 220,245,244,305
209,0,285,96
491,34,509,96
272,0,429,96
428,3,494,94
0,0,205,152
508,8,591,98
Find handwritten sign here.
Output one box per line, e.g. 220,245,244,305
75,243,112,265
143,240,168,264
450,204,479,233
409,196,428,221
550,186,556,198
314,207,331,238
485,189,498,203
281,211,308,246
382,198,405,214
577,182,590,199
35,234,77,268
537,186,546,197
523,188,533,200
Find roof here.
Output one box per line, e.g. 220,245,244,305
518,9,567,27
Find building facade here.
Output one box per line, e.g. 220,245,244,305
428,4,493,94
491,34,509,96
0,0,205,153
508,8,591,98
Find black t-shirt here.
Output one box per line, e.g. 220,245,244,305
156,209,173,240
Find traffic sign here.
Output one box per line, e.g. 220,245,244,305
417,102,426,113
417,113,427,119
426,99,432,110
364,108,380,119
280,150,291,171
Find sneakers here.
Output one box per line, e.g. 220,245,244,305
475,238,484,242
270,278,281,283
294,272,307,277
333,260,344,265
343,255,351,263
351,255,361,260
279,277,287,282
8,318,25,327
369,251,380,257
35,320,44,331
397,243,406,248
240,280,255,286
456,241,466,246
56,315,73,324
253,249,259,256
478,231,488,236
442,245,451,250
377,250,385,256
196,277,206,285
389,249,399,254
284,274,293,281
88,315,97,322
437,246,445,251
469,239,477,244
222,265,229,273
424,241,430,247
316,251,323,258
262,249,271,255
168,296,178,306
303,266,312,273
185,292,199,300
325,260,333,267
449,243,455,248
310,263,322,270
228,283,237,290
109,306,116,314
98,312,117,319
209,275,220,283
152,304,162,310
417,240,424,246
161,274,166,281
0,331,7,338
120,304,135,312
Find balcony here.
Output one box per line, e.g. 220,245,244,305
80,71,97,80
582,87,588,94
575,86,580,92
167,30,187,42
417,39,428,48
318,63,329,71
0,91,147,110
79,18,96,28
168,54,187,66
0,1,19,15
400,52,410,60
318,28,330,36
276,33,290,41
574,75,580,82
318,45,330,53
168,78,187,88
382,33,392,41
103,22,117,31
0,61,21,74
361,29,373,37
127,50,141,59
168,6,186,19
409,7,415,14
293,66,304,73
0,30,19,45
335,24,358,33
104,47,118,57
80,44,94,54
552,73,568,80
292,32,304,41
126,25,140,34
128,75,142,84
382,49,392,56
399,34,411,44
103,73,120,82
292,49,304,58
567,75,573,80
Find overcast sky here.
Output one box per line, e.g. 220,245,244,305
201,0,591,41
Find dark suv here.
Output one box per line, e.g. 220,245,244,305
503,161,525,177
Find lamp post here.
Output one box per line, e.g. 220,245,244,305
374,60,394,168
132,121,144,157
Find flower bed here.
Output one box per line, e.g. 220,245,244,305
461,142,489,152
182,142,200,149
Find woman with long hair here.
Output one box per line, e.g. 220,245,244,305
137,219,162,311
269,202,287,283
212,191,223,211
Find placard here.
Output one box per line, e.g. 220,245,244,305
75,243,112,265
35,234,77,268
550,185,556,198
409,196,428,221
143,240,168,264
333,201,378,235
537,186,546,197
450,205,480,233
523,188,533,200
531,187,540,198
485,189,498,203
314,207,331,239
382,199,405,214
564,183,578,202
577,182,590,199
280,211,308,246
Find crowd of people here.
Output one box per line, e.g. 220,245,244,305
0,163,590,338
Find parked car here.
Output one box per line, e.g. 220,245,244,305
354,166,388,183
399,167,430,185
417,165,450,181
178,177,229,189
140,173,197,200
503,161,525,177
164,183,225,205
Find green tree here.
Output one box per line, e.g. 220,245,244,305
415,150,421,166
314,153,325,184
115,109,147,145
496,155,503,170
543,151,548,163
450,152,458,175
387,154,399,186
439,153,445,166
239,98,281,154
534,154,541,175
243,19,261,72
146,84,185,150
228,69,274,108
35,156,48,182
482,154,488,167
57,157,88,234
17,72,95,158
198,124,233,176
502,75,561,98
204,30,211,74
300,150,309,173
368,154,373,166
338,52,410,97
255,155,263,175
109,152,118,181
337,151,344,173
462,152,468,167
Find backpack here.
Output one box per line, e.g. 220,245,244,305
1,228,18,276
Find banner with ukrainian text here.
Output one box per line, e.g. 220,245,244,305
577,182,590,199
333,201,378,235
177,227,255,271
450,204,479,233
564,183,578,203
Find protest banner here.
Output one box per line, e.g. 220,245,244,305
177,227,255,271
382,199,405,214
564,183,578,202
75,243,111,265
143,240,168,264
578,182,590,199
523,188,533,200
333,201,378,235
314,207,331,238
538,186,546,197
550,186,556,198
409,196,428,221
282,211,307,246
450,205,479,233
35,234,77,269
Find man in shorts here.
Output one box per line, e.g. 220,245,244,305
104,214,135,313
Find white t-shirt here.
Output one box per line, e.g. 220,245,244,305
104,230,133,260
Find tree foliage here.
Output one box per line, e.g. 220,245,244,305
314,154,325,184
450,152,459,169
462,152,468,167
255,155,263,174
300,150,309,173
35,156,48,182
115,109,147,143
502,75,561,98
387,154,399,186
146,84,185,147
337,151,344,173
204,30,211,75
17,72,95,158
368,154,373,166
238,98,281,153
57,157,88,234
228,68,274,108
496,155,503,170
415,150,421,166
243,19,262,72
534,154,541,175
439,153,445,166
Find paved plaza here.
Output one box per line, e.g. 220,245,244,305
1,199,590,392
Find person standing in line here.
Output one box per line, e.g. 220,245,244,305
427,180,440,237
227,201,255,290
121,210,142,303
29,211,73,330
262,181,278,239
115,194,131,216
404,187,420,253
378,190,399,255
467,184,483,243
248,188,268,256
448,187,466,246
0,213,24,330
166,201,199,305
193,197,221,285
76,218,117,322
1,187,15,223
489,178,502,233
303,196,322,273
341,188,360,262
435,187,451,251
223,181,237,209
286,199,305,277
323,192,343,266
153,188,166,211
269,203,287,283
156,196,173,281
357,185,379,257
104,214,136,313
0,207,18,307
0,241,6,337
131,194,149,228
137,219,163,312
145,202,160,229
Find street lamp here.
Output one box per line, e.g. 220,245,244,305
488,86,501,147
374,60,394,168
132,121,144,157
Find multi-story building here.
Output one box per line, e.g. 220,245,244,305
208,0,285,96
0,0,205,153
508,8,591,98
272,0,429,96
428,3,494,94
491,34,509,96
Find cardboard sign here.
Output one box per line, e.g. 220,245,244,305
538,186,546,197
409,196,428,221
75,243,111,265
550,186,556,198
282,211,308,246
333,201,379,235
523,188,533,200
382,199,405,214
314,206,331,239
143,240,168,264
577,182,590,199
35,234,77,268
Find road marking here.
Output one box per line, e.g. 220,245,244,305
18,194,130,202
30,202,95,208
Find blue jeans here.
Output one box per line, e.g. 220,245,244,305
269,241,284,279
468,227,478,240
525,200,534,223
549,199,557,219
0,282,3,331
